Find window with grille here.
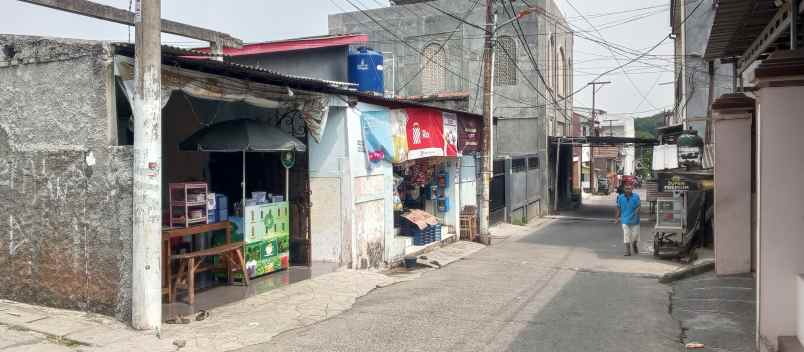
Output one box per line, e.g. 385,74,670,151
528,157,539,170
495,36,517,86
511,158,526,172
421,43,447,95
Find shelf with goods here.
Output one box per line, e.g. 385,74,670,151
169,182,210,228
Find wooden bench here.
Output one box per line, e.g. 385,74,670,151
170,241,249,305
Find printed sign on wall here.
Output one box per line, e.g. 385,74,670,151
406,108,446,160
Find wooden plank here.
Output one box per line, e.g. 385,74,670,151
162,221,231,240
18,0,242,47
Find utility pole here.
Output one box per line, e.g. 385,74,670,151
131,0,162,330
479,0,495,239
588,80,610,193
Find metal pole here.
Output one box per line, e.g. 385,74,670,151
479,0,495,237
590,89,596,193
131,0,162,331
285,166,290,202
792,0,799,50
553,140,560,212
242,150,246,215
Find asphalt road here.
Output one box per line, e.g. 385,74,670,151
241,200,682,352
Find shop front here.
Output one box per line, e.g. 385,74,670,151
358,105,481,261
114,54,334,318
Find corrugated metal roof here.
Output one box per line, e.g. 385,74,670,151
112,42,482,119
191,34,368,57
705,0,779,59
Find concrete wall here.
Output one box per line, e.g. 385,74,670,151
756,83,804,351
0,36,133,321
675,0,734,133
229,46,349,83
309,106,349,264
713,110,752,275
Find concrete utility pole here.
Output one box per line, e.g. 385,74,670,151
479,0,495,238
588,81,610,193
131,0,162,331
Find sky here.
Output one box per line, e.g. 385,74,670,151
0,0,674,118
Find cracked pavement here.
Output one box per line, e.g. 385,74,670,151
243,199,686,352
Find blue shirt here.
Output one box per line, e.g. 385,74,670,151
616,193,641,225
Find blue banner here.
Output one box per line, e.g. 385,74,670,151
361,110,394,163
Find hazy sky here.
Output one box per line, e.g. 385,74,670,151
1,0,674,117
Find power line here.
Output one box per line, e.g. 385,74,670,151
396,0,482,92
341,0,546,110
564,0,660,111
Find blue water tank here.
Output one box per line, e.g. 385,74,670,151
348,47,384,94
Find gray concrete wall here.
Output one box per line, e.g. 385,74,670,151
679,0,734,134
230,46,349,83
0,35,133,321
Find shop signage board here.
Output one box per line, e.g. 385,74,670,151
458,117,480,154
281,150,296,168
360,110,394,163
442,112,458,156
657,173,714,192
238,202,290,278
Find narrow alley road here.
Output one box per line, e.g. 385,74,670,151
242,199,683,352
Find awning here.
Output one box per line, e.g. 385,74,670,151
179,119,306,153
549,136,658,146
705,0,777,60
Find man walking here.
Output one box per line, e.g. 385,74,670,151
615,185,640,256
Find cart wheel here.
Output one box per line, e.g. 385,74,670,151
653,233,661,257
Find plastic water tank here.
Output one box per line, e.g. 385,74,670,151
348,47,384,94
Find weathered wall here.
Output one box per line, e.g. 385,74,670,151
0,35,133,321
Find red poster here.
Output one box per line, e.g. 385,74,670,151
406,108,445,160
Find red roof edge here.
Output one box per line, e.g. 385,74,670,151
194,34,369,57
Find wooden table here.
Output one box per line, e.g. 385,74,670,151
162,221,233,303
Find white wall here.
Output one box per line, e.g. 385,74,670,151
309,106,348,263
713,110,752,275
756,84,804,351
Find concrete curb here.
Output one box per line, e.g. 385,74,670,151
658,259,715,283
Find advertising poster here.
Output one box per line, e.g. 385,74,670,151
406,108,445,160
390,109,409,163
360,110,394,163
442,112,458,157
457,116,480,154
241,202,290,278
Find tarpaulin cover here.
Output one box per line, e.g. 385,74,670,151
360,110,394,163
114,56,330,142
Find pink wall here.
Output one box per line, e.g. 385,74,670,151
757,84,804,351
713,111,752,275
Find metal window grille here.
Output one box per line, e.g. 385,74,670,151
421,43,447,95
495,36,517,86
528,157,539,170
511,158,526,172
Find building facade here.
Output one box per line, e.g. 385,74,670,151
329,0,574,217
